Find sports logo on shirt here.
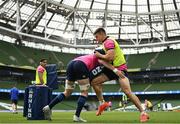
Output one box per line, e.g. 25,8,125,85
91,66,103,76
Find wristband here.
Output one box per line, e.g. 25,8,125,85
113,68,118,73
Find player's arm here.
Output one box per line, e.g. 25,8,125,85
98,59,125,79
95,49,115,62
38,72,44,85
95,39,115,62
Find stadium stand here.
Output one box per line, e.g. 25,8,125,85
0,41,77,68
126,52,156,69
151,49,180,68
127,48,180,69
1,41,180,70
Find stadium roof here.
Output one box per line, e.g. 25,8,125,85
0,0,180,49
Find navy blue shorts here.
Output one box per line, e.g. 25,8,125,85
66,60,89,81
11,99,18,105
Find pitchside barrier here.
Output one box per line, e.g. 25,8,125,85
23,85,52,120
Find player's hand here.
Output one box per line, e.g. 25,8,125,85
94,51,102,58
116,70,125,79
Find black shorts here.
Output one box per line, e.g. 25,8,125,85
102,67,128,80
89,65,104,81
89,66,128,81
66,60,89,81
12,99,18,105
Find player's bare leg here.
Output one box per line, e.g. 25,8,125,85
91,74,110,116
91,74,108,102
15,104,18,114
119,77,149,122
12,103,15,113
93,84,104,102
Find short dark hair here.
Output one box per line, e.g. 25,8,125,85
93,27,106,35
40,58,47,62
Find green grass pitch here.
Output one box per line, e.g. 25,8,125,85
0,111,180,124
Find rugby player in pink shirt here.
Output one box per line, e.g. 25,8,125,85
93,27,149,123
43,54,121,122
